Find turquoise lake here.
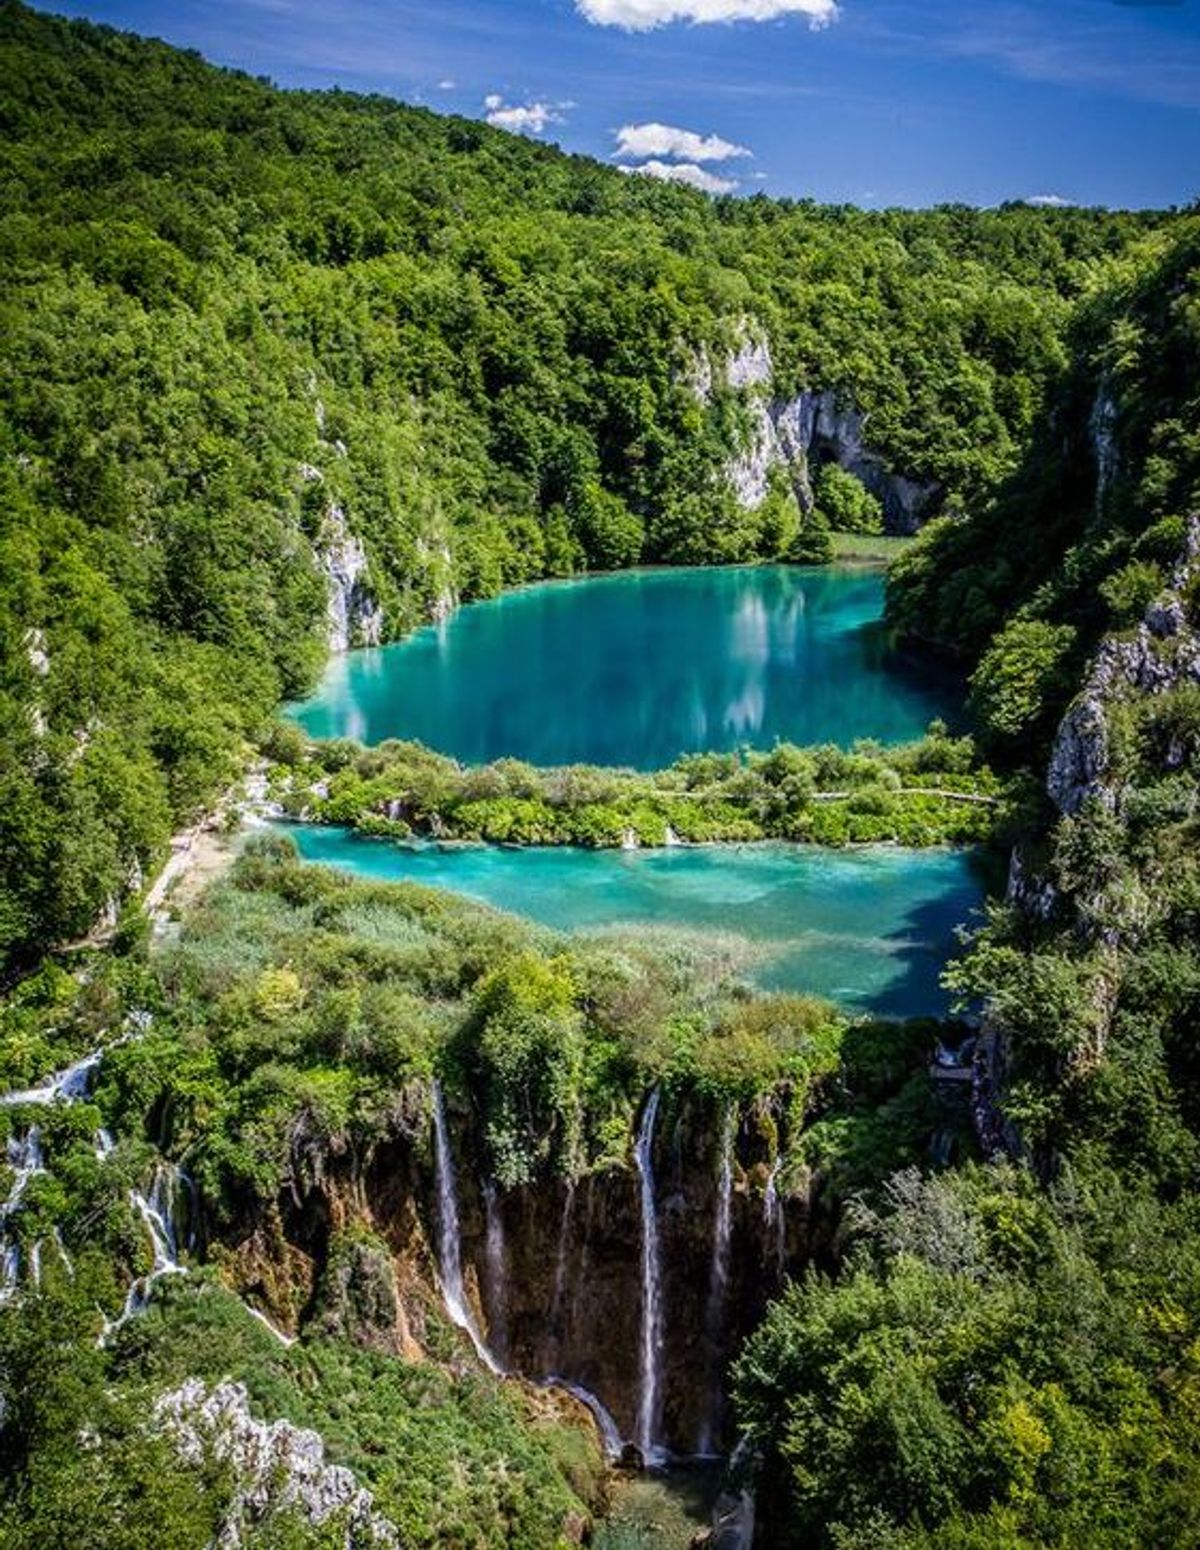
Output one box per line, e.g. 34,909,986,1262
281,825,987,1018
292,565,960,768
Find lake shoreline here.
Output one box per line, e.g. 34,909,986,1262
274,821,990,1017
290,563,963,764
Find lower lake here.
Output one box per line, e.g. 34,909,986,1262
280,825,987,1018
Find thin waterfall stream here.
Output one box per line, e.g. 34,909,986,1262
430,1080,504,1375
763,1157,787,1277
550,1178,576,1363
698,1110,735,1456
483,1182,507,1364
634,1087,665,1466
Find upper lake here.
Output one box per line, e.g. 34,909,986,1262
292,565,960,768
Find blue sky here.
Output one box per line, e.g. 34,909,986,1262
37,0,1200,208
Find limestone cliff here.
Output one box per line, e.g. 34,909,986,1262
316,501,385,654
1048,515,1200,817
703,322,940,535
219,1084,813,1464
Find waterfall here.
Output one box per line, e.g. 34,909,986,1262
763,1156,786,1275
430,1081,503,1376
0,1128,45,1298
664,826,683,847
95,1128,115,1161
698,1109,736,1456
0,1049,102,1109
51,1227,74,1279
483,1182,507,1361
243,1303,297,1347
104,1165,188,1338
550,1179,576,1360
545,1377,626,1461
0,1240,17,1295
634,1087,665,1465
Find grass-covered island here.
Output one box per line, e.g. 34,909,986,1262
270,727,1011,850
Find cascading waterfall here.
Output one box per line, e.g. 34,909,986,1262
0,1128,45,1299
482,1182,507,1360
51,1226,74,1279
2,1024,293,1346
544,1377,626,1461
0,1012,154,1301
634,1087,665,1465
763,1156,787,1275
0,1011,150,1112
100,1167,187,1341
107,1164,188,1333
430,1081,504,1376
698,1109,736,1455
549,1179,576,1361
0,1049,102,1109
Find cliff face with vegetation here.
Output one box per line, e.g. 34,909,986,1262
0,0,1162,968
733,219,1200,1549
0,836,959,1546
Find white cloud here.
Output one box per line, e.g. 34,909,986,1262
483,95,567,134
437,78,457,91
621,159,740,193
577,0,837,30
614,121,751,163
1025,193,1070,207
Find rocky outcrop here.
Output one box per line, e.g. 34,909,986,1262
301,400,385,653
708,323,940,535
1048,515,1200,816
155,1379,400,1548
311,1231,424,1360
317,503,384,654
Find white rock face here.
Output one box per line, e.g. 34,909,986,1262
710,324,939,533
318,503,384,653
1089,383,1119,506
724,324,773,391
1047,515,1200,816
155,1379,399,1549
25,628,49,677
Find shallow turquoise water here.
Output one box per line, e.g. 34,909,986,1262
291,566,959,768
281,825,986,1017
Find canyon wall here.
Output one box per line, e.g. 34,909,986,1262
227,1083,816,1464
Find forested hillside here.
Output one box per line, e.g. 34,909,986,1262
6,5,1200,1547
737,216,1200,1548
0,0,1160,967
